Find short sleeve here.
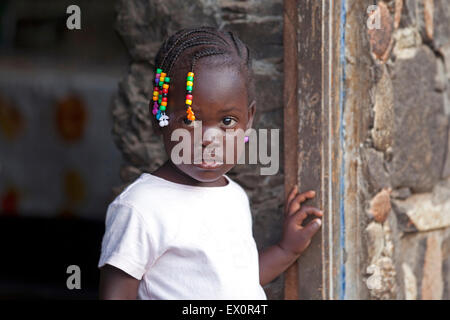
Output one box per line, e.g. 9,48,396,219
98,202,157,280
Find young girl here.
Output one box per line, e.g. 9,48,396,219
98,26,323,300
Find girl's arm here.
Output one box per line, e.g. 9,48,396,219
99,264,141,299
258,186,323,287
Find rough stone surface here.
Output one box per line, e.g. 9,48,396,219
442,125,450,179
365,222,385,264
368,1,393,62
365,221,397,300
387,45,448,193
401,0,450,50
362,148,391,193
421,233,443,300
402,262,417,300
392,27,422,60
442,235,450,299
391,187,411,200
393,178,450,232
371,65,394,152
360,0,450,300
368,188,392,223
433,0,450,50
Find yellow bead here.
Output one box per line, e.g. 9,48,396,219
186,99,192,105
188,72,194,78
163,84,169,89
160,77,165,83
153,91,159,96
161,101,167,106
186,81,193,86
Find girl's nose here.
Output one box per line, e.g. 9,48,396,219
202,126,223,147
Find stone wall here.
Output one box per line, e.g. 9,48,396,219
112,0,285,299
360,0,450,299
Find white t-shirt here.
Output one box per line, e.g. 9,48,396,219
98,172,267,300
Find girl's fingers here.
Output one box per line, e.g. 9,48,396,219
285,185,298,215
301,218,322,239
287,190,316,216
292,206,323,225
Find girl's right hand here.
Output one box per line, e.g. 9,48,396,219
278,185,323,258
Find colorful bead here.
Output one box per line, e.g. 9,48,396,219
186,85,193,91
153,96,158,101
161,101,167,107
163,84,169,89
156,110,162,120
186,94,193,100
162,97,167,102
156,68,162,74
162,88,168,93
161,72,166,78
187,76,194,81
160,105,166,111
159,113,169,127
188,72,194,77
186,99,192,105
186,81,193,87
165,77,170,83
186,106,195,121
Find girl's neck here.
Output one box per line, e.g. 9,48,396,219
150,160,228,187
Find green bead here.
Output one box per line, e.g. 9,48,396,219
187,76,194,81
156,68,162,74
158,98,162,103
165,77,170,83
160,105,166,111
186,85,193,91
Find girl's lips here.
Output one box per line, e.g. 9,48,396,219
193,159,224,170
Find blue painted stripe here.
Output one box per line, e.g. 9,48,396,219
339,0,347,300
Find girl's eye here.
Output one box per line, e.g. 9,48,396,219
222,117,237,127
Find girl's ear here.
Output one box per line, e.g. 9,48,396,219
246,99,256,131
149,102,163,136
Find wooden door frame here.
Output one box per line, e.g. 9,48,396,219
283,0,347,300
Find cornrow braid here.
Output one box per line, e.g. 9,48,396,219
160,28,228,68
227,31,241,58
192,47,226,70
151,26,255,128
166,39,224,74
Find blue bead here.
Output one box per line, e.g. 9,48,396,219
156,110,162,120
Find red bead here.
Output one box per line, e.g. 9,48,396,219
186,94,193,100
162,97,167,102
163,88,168,93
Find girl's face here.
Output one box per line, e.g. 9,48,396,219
151,62,255,183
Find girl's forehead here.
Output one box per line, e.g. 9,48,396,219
169,64,248,113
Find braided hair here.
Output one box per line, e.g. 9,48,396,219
153,26,255,120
